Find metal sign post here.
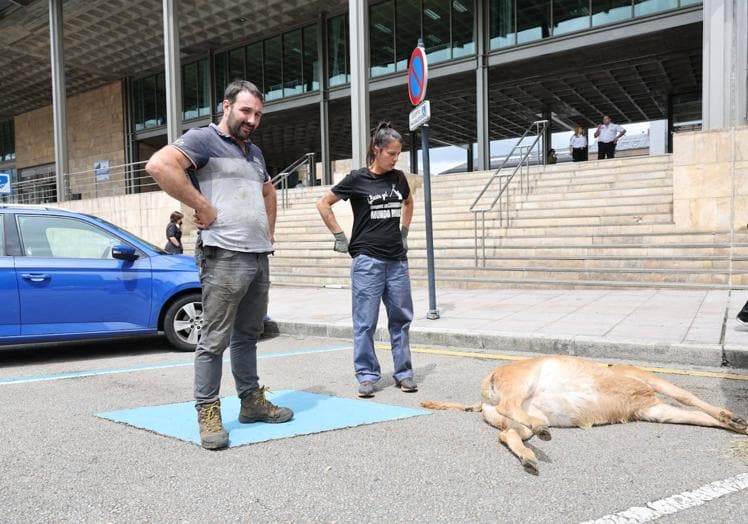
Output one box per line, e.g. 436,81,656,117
408,40,439,320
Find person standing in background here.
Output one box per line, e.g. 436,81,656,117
594,115,626,159
164,211,184,254
569,126,588,162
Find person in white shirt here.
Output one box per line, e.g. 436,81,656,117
569,126,588,162
594,115,626,159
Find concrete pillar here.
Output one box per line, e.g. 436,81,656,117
702,0,748,128
542,110,553,164
318,14,333,185
475,0,491,171
49,0,68,202
348,0,369,168
162,0,182,144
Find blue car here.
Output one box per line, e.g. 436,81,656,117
0,205,202,351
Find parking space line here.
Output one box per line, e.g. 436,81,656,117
581,473,748,523
0,345,351,386
375,344,748,381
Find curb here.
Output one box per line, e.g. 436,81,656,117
264,320,734,369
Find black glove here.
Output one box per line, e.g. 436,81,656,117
401,226,409,252
333,231,349,253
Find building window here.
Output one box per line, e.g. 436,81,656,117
634,0,678,16
213,23,319,112
0,120,15,162
516,1,551,44
214,52,228,113
451,0,476,58
303,25,319,92
396,0,421,70
182,58,210,121
328,14,350,86
264,35,283,101
283,30,304,97
246,42,264,95
370,1,396,77
133,73,166,131
423,0,451,63
490,0,515,48
553,0,591,35
592,0,634,27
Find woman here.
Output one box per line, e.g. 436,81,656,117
316,122,416,398
164,210,184,254
569,126,588,162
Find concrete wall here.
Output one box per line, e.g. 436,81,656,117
14,81,126,200
56,191,183,249
673,126,748,231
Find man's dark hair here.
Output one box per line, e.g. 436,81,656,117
224,80,264,104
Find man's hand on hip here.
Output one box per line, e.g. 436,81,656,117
193,204,218,229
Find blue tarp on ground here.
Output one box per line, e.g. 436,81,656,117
97,390,430,447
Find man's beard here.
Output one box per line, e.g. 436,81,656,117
228,113,254,141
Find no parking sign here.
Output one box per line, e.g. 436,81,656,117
408,41,438,319
408,46,428,106
408,45,430,131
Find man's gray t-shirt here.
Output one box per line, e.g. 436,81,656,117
173,124,272,253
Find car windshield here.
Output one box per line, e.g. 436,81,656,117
86,214,168,254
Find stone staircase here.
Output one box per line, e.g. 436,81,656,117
209,154,748,289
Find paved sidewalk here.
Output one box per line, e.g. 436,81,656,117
266,286,748,369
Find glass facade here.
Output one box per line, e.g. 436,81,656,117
490,0,702,49
129,0,702,131
328,14,350,86
182,58,210,120
134,57,210,130
133,72,165,131
369,0,476,78
371,1,396,76
553,0,591,35
213,23,319,110
263,35,283,101
0,120,14,162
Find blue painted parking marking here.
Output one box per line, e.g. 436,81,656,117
97,390,430,447
0,345,351,386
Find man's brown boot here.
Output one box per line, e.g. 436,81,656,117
239,387,294,423
197,400,229,450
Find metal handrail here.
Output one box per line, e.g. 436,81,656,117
271,152,315,209
470,120,548,267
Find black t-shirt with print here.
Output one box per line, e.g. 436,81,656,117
331,167,410,261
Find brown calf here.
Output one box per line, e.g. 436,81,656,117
421,355,747,475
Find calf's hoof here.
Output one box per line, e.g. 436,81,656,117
729,416,747,432
521,457,539,475
535,426,552,441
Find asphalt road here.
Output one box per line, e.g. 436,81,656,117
0,334,746,523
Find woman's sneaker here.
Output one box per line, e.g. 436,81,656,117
357,381,375,398
397,377,418,393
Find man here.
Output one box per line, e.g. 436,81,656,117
145,80,292,451
594,115,626,159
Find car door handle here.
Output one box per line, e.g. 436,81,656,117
21,273,50,282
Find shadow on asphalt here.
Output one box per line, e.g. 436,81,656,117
0,335,176,367
0,326,282,368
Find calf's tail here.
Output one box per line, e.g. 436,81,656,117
420,400,482,412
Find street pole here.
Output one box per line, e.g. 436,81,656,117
421,123,439,320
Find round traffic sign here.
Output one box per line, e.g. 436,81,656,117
408,46,428,106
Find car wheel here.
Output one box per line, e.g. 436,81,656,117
163,292,203,351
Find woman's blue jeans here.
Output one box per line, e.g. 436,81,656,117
350,254,414,384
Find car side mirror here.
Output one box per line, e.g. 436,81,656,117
111,245,139,261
